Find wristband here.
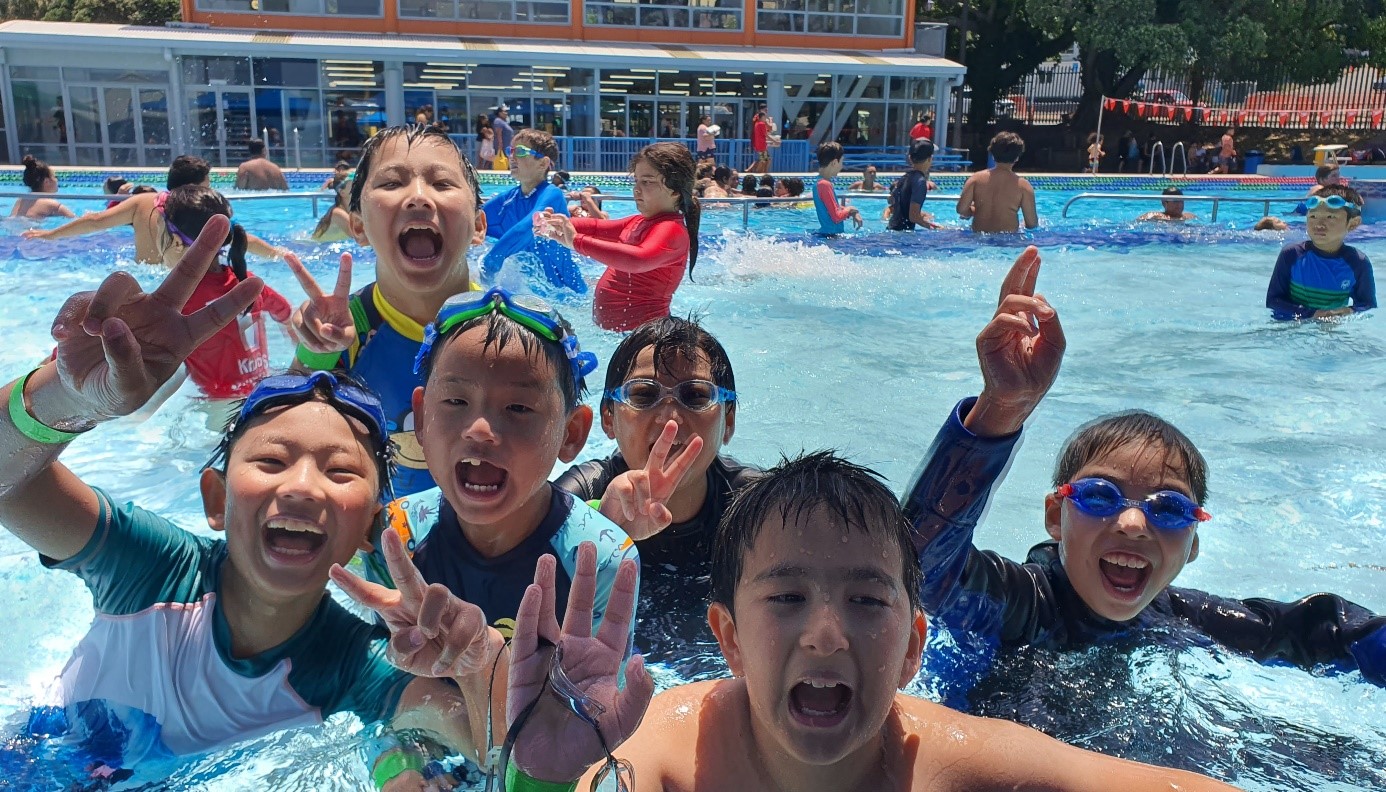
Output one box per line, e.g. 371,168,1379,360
295,343,345,370
586,499,602,510
505,760,578,792
372,748,426,790
8,368,92,444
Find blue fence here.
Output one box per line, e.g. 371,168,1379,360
451,134,813,172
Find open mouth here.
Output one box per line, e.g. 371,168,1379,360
398,226,443,266
1099,551,1152,600
455,457,508,500
263,518,328,562
788,680,852,728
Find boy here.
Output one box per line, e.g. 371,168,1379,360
0,218,501,784
957,131,1039,232
847,164,887,192
322,159,351,191
1266,184,1376,320
887,138,940,231
366,288,638,641
479,128,584,292
811,142,863,234
906,248,1385,693
497,460,1243,792
1137,186,1196,222
290,124,488,498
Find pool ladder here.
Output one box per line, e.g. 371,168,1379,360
1148,142,1189,178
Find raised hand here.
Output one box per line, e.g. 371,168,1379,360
330,530,502,680
286,251,356,355
508,543,651,783
599,420,704,540
965,245,1066,438
48,214,262,419
533,208,577,249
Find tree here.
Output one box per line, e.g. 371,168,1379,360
3,0,180,25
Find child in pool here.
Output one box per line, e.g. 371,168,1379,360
156,185,293,404
493,463,1243,792
811,142,863,234
1266,184,1375,320
905,248,1386,688
536,142,700,332
364,288,640,643
479,129,583,292
11,155,74,220
0,219,504,783
288,124,488,498
310,182,353,242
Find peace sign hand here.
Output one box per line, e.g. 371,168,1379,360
48,214,262,419
330,530,504,680
508,543,651,784
286,252,357,355
598,420,704,540
965,245,1065,438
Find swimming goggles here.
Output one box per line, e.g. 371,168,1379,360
211,372,395,500
1057,477,1211,532
413,287,599,391
605,379,736,413
507,144,538,160
1304,194,1362,217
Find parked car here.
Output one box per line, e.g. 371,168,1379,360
952,87,1016,119
1140,89,1193,105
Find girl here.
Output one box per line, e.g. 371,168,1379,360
11,155,74,220
158,185,292,403
310,182,353,242
538,142,700,332
477,123,496,170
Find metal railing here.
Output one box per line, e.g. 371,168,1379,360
1148,141,1165,176
1061,193,1305,222
1169,142,1188,177
595,191,957,229
1,191,336,216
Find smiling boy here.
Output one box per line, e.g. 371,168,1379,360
1266,184,1376,320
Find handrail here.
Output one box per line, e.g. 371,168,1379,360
1148,141,1166,176
1061,193,1305,222
1169,142,1188,178
1,190,335,215
595,191,959,229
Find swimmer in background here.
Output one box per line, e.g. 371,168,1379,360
812,143,862,233
1266,184,1375,320
957,132,1039,233
847,165,888,192
773,176,805,203
321,160,351,191
103,176,134,209
1137,187,1196,222
887,139,941,231
568,185,609,220
11,155,74,220
737,174,759,197
702,166,738,200
310,182,353,242
479,128,583,291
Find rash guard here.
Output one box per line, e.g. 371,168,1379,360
480,182,585,292
575,212,688,332
905,398,1386,689
1266,240,1376,320
184,267,291,400
813,178,853,234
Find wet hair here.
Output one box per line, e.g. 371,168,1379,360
1315,164,1340,183
1315,183,1364,211
312,183,352,239
1162,187,1184,197
131,185,157,195
816,141,844,167
208,370,395,505
162,185,249,283
758,174,774,188
350,124,479,214
1052,410,1208,503
335,160,351,171
600,314,735,413
513,129,559,167
553,170,571,187
780,177,804,197
630,142,700,277
712,165,734,187
740,174,758,193
168,155,211,189
908,139,935,164
421,311,584,411
248,138,266,157
104,176,130,195
989,132,1025,164
711,451,923,614
21,155,53,191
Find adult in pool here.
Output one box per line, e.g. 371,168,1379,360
11,155,74,221
1136,186,1196,222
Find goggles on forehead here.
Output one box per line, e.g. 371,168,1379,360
1304,194,1362,217
413,288,599,391
1057,477,1210,532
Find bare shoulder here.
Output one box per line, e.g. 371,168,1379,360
604,680,747,792
1019,177,1035,192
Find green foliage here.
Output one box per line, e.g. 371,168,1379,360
2,0,180,25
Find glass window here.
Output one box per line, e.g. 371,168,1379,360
67,86,102,148
140,90,171,147
61,68,168,84
183,56,251,86
585,0,739,30
255,59,321,88
11,66,60,81
13,81,66,147
757,0,900,35
401,0,567,21
321,60,383,90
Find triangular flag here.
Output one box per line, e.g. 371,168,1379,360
1298,111,1311,126
1279,112,1291,126
1320,111,1332,126
1373,109,1384,128
1137,103,1146,117
1122,100,1131,113
1346,110,1358,126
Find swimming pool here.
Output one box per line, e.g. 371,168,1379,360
0,174,1382,790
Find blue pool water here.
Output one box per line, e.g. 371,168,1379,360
0,176,1382,790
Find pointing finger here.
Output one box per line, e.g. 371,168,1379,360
657,435,703,494
82,271,141,336
645,420,678,474
997,245,1041,303
329,562,402,616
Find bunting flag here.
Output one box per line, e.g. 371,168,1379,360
1374,109,1384,127
1098,95,1383,128
1346,110,1358,125
1298,111,1311,126
1122,100,1131,113
1279,111,1291,126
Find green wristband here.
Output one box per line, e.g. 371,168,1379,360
7,368,90,445
295,343,345,370
372,748,426,790
505,760,579,792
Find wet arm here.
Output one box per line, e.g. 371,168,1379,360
816,180,854,224
54,201,77,219
1266,246,1310,318
1021,183,1038,229
956,178,975,218
246,233,282,260
34,199,139,238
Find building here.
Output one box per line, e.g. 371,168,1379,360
0,5,963,170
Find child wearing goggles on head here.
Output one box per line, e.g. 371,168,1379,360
288,124,488,498
365,287,639,647
902,248,1386,710
0,218,507,786
479,129,585,293
1266,184,1375,320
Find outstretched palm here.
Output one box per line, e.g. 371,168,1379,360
507,544,652,783
50,214,262,418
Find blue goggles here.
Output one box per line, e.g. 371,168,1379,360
1304,194,1362,217
413,288,599,392
1057,477,1211,532
604,379,736,412
212,371,395,502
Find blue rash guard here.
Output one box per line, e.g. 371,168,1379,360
1266,240,1376,320
480,182,585,293
904,398,1386,692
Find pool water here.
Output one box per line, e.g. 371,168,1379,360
0,176,1383,790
